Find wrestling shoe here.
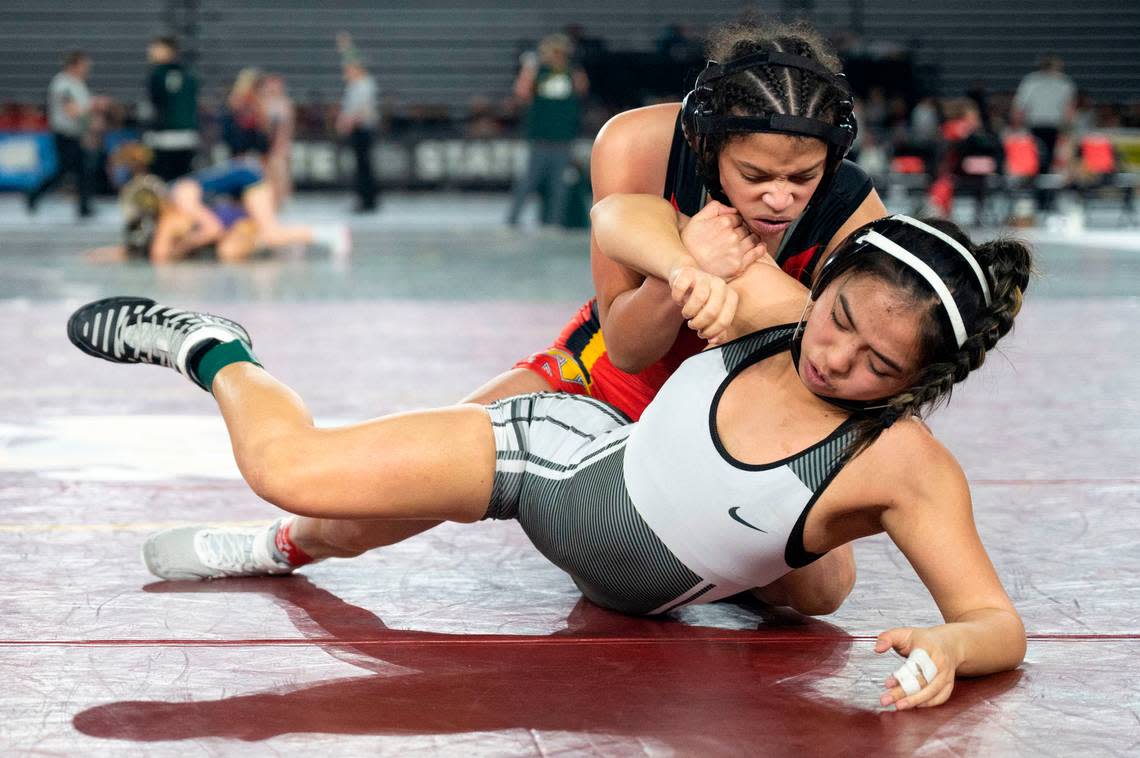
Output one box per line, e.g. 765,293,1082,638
142,520,297,581
67,296,252,390
313,223,352,263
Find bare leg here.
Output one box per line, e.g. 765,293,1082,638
290,367,551,559
216,221,259,263
210,362,496,524
242,183,314,248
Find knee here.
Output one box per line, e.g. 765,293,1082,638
238,435,321,515
788,557,856,617
758,546,857,617
790,581,853,617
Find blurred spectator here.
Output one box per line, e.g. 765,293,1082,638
910,97,941,146
853,127,889,190
335,32,380,213
965,79,993,133
222,68,269,158
260,74,295,203
894,96,941,178
145,36,199,180
26,51,103,218
1013,54,1076,173
862,86,890,141
944,100,1004,224
506,33,588,228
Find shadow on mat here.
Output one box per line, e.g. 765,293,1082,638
72,576,1022,753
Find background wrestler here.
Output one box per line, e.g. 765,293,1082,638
261,19,879,617
87,162,346,264
66,214,1032,710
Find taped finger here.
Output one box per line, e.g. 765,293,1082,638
892,662,922,696
908,649,938,683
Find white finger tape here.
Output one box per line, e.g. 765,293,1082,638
893,663,922,696
908,648,938,683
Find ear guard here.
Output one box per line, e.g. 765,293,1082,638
679,50,856,208
680,51,856,156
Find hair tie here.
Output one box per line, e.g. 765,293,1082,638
880,408,900,429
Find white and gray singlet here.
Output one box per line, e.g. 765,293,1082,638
483,324,857,615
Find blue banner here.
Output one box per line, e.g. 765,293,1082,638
0,132,57,190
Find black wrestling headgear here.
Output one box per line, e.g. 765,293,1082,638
680,50,856,207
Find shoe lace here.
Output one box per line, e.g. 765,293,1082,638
116,305,201,366
198,529,267,574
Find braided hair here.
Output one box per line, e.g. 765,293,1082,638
696,19,849,195
829,218,1034,455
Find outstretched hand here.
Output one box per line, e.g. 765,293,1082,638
680,200,767,281
668,265,738,346
875,626,962,710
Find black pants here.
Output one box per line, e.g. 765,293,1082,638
27,133,93,215
1029,127,1060,173
152,148,197,181
1030,126,1061,210
349,127,378,210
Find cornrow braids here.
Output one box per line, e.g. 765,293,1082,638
696,19,850,195
842,231,1034,456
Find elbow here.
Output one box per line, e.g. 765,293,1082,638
603,327,660,373
607,347,651,375
589,195,617,236
989,606,1027,670
1010,612,1028,667
590,196,629,266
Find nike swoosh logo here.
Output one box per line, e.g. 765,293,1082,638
728,507,767,533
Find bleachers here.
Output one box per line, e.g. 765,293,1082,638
0,1,1137,109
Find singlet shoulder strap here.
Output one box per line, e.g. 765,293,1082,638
719,323,798,374
785,419,858,492
663,112,706,215
715,322,860,491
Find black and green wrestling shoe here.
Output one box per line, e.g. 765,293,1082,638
67,296,253,390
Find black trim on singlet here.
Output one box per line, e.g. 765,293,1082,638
783,460,850,568
706,324,858,473
661,116,875,284
704,323,858,570
663,112,706,215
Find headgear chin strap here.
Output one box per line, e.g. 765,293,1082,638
680,49,857,206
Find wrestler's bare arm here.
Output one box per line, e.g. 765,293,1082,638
869,424,1026,709
588,105,689,373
